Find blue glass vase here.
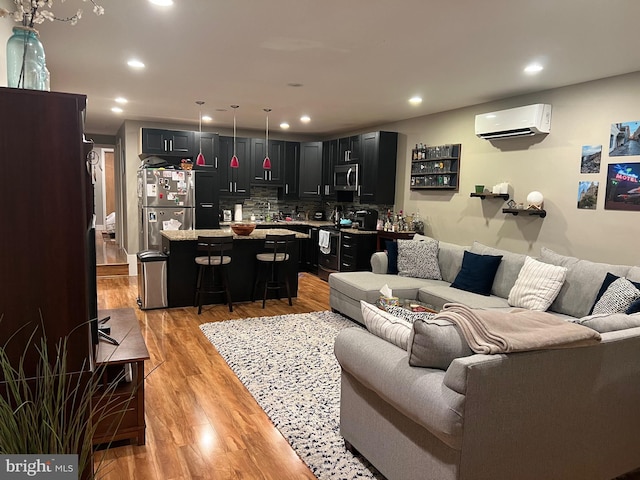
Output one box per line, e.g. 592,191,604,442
6,26,47,90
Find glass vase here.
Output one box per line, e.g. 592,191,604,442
6,26,47,90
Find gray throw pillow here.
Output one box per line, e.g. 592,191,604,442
407,317,473,370
397,238,442,280
577,312,640,333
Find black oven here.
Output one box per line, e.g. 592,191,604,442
318,227,341,281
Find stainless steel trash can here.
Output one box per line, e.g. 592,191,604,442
136,250,168,309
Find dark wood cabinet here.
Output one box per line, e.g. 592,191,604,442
0,88,93,379
142,128,194,156
299,141,323,198
340,232,377,272
251,139,284,185
337,135,361,164
218,136,251,197
196,131,218,168
194,167,220,229
282,141,300,199
360,131,398,204
322,139,338,198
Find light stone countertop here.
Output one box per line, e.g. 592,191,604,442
161,228,309,241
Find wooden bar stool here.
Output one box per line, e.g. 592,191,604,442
252,233,296,308
194,236,233,314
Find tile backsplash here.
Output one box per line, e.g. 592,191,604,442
219,186,393,222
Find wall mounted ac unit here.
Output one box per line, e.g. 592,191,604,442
475,104,552,140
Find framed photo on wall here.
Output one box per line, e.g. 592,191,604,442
604,163,640,211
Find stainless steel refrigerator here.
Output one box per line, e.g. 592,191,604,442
138,168,194,251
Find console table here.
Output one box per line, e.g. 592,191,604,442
92,308,150,446
376,231,416,251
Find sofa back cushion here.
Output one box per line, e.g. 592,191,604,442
539,247,632,318
438,241,467,283
408,317,474,370
470,242,527,298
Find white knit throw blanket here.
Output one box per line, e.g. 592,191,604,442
436,303,601,354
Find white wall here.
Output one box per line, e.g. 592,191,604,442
377,71,640,266
0,0,14,87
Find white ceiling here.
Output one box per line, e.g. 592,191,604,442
29,0,640,136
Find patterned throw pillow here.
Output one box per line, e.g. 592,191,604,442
592,277,640,315
361,301,412,350
508,257,567,311
384,305,436,323
397,238,442,280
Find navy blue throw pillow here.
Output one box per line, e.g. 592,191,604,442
589,272,640,315
627,297,640,314
450,251,503,296
385,240,398,274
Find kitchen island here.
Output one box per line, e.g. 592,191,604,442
161,228,309,308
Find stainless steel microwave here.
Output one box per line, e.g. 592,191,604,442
334,164,359,191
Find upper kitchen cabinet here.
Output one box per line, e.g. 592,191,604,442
141,128,194,156
299,142,323,198
218,136,251,197
251,139,284,186
196,132,218,168
322,139,338,199
282,141,300,199
359,131,398,204
337,135,361,164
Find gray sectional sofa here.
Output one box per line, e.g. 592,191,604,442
330,239,640,480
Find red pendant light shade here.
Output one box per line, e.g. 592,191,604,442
196,100,206,165
263,108,272,170
230,105,240,168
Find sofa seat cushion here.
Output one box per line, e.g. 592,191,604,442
418,283,512,310
328,272,435,304
334,327,466,450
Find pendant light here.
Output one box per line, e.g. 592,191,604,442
263,108,272,170
230,105,240,168
195,100,206,166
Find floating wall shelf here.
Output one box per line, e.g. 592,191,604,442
502,208,547,218
470,192,509,201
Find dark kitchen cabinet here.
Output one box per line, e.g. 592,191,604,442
251,138,284,185
340,231,377,272
359,131,398,204
195,131,218,168
141,128,194,156
322,139,338,199
282,141,300,199
194,167,220,229
337,135,361,164
299,142,323,198
218,136,251,197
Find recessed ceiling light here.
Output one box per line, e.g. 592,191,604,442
409,96,422,105
115,97,128,104
111,107,123,113
524,63,543,74
201,115,212,122
127,59,145,69
149,0,173,6
280,122,290,129
300,115,311,123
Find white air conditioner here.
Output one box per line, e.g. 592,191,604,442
475,104,552,140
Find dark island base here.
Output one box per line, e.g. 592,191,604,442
162,236,300,308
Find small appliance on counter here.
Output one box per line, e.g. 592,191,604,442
314,211,325,220
354,209,379,231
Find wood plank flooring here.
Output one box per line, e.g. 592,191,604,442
96,231,128,277
94,272,332,480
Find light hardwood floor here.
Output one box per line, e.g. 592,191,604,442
94,272,332,480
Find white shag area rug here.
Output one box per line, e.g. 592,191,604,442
199,311,384,480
